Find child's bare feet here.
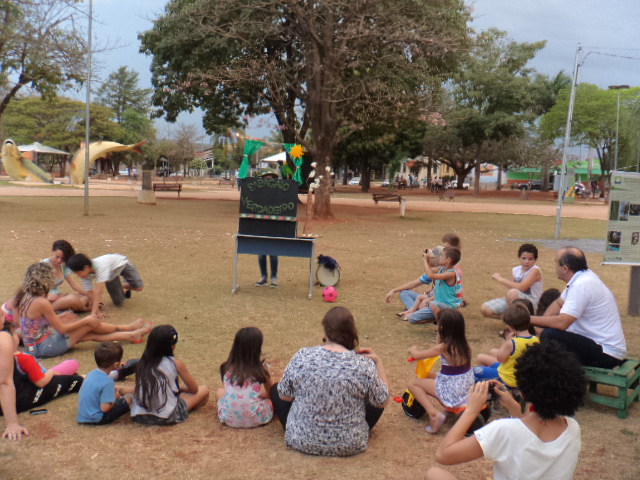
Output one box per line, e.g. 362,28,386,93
425,412,446,434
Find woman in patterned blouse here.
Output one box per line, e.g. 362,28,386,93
271,306,389,456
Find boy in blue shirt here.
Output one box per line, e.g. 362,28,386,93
77,342,132,424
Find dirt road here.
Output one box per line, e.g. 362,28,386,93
0,180,608,220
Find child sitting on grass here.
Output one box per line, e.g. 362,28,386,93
216,327,274,428
2,317,83,413
480,244,543,319
400,247,462,324
473,303,539,388
407,309,474,434
131,325,209,425
77,341,133,425
426,341,586,480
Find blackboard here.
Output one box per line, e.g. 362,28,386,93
238,178,298,237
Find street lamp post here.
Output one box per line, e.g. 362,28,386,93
608,85,629,173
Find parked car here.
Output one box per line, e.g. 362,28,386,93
518,180,541,191
349,176,361,185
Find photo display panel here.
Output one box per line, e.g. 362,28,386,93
238,177,299,237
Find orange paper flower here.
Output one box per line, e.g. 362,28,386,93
290,144,304,159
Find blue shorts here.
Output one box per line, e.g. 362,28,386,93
28,330,72,358
473,362,500,381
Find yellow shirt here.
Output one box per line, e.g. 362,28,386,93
498,335,540,387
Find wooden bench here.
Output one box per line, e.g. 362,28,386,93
584,359,640,418
439,189,455,202
372,193,404,205
218,178,236,187
153,182,182,197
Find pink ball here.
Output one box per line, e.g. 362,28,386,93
322,286,338,302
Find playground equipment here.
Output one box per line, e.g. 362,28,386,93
70,140,145,184
1,139,53,183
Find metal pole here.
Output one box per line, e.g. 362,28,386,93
614,90,621,172
83,0,93,216
554,44,581,240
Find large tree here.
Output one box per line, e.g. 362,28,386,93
424,29,547,192
0,0,86,120
140,0,470,217
333,120,426,192
541,84,640,177
96,66,152,124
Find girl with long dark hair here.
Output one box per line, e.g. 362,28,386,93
216,327,273,428
408,308,474,434
131,325,209,425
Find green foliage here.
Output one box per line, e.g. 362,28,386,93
423,29,551,187
541,84,640,174
2,96,122,151
0,1,86,119
140,0,471,215
96,67,153,124
189,158,207,170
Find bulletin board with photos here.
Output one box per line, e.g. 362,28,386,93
604,171,640,265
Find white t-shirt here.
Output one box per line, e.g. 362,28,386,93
475,417,581,480
92,254,128,283
512,264,543,304
560,269,626,359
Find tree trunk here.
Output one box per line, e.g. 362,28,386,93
542,163,550,191
361,158,370,193
496,166,502,190
456,172,466,190
473,159,481,195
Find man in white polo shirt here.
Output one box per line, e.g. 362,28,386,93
67,253,144,318
531,247,626,368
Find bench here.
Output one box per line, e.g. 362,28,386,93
218,178,236,187
583,359,640,418
372,193,404,205
439,190,455,202
153,182,182,197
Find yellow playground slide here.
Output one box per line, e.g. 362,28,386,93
70,140,145,184
1,139,53,183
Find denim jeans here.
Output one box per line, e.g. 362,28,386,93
399,290,436,324
258,255,278,279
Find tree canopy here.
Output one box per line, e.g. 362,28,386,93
140,0,471,217
0,0,86,120
423,29,556,190
1,96,121,150
541,83,640,176
96,66,152,124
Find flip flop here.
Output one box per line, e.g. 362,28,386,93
395,312,406,318
425,412,446,434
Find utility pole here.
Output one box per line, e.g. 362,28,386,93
554,44,581,240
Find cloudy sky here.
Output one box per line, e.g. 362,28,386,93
88,0,640,138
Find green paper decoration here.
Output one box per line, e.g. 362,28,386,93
238,139,265,179
284,143,304,185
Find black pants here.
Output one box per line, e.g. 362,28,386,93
269,383,384,430
541,328,624,368
13,374,83,414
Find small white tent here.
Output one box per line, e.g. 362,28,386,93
258,151,286,169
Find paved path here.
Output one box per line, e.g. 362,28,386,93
0,180,608,220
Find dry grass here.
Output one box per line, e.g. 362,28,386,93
0,195,638,480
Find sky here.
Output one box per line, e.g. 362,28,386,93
86,0,640,141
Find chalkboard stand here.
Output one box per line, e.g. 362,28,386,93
231,234,316,299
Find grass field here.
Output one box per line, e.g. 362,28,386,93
0,195,637,480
